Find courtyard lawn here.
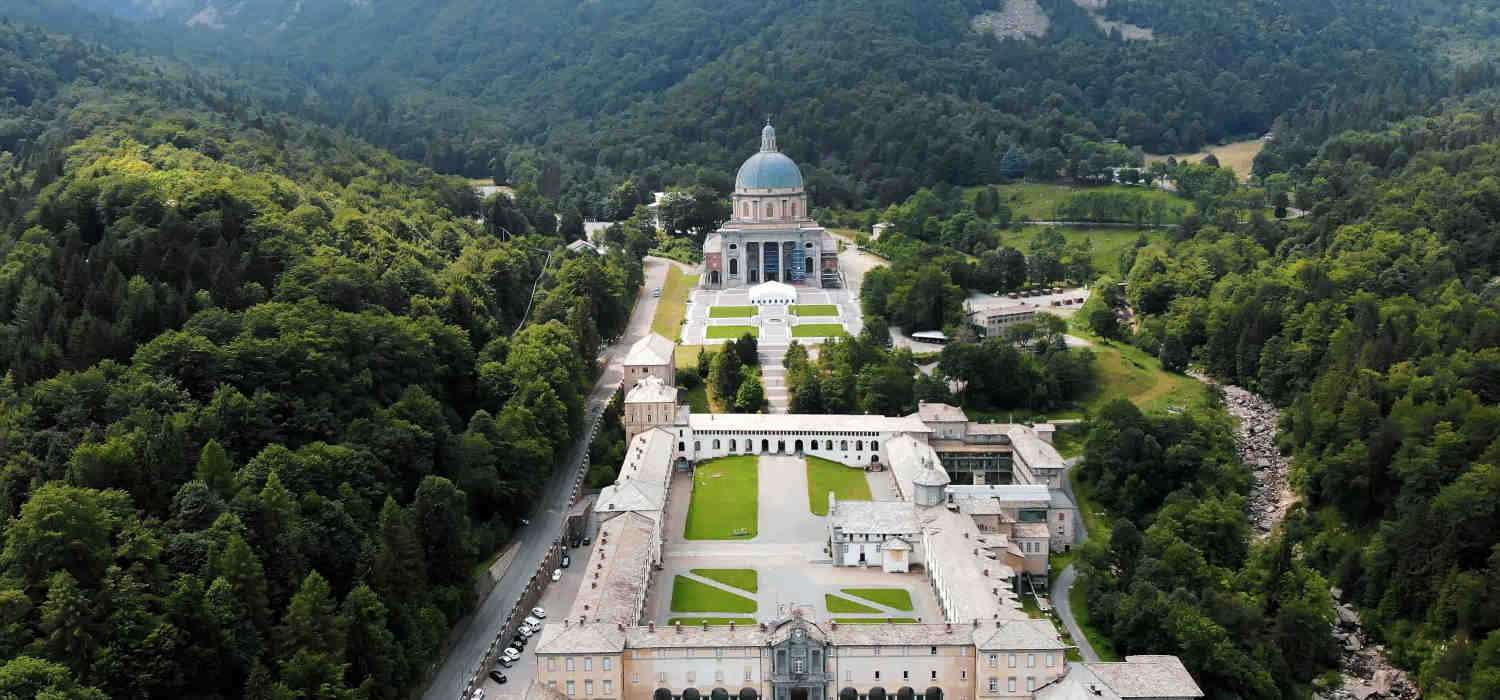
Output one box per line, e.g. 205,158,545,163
707,325,759,340
824,594,881,614
806,457,872,515
691,569,758,594
833,618,918,624
671,576,758,613
792,324,847,338
684,456,759,539
710,306,758,318
790,304,839,316
840,588,914,611
651,266,700,341
668,617,757,626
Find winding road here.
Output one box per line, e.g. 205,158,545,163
1049,457,1100,662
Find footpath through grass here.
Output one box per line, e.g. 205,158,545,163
710,306,758,318
792,324,847,338
684,456,759,539
807,457,872,515
841,588,914,611
824,594,881,614
707,325,759,339
670,576,758,613
651,266,699,341
791,304,839,316
691,569,758,593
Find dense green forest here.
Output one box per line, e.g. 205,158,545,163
0,21,648,698
6,0,1498,207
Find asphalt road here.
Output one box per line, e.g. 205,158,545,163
1049,457,1099,662
423,257,672,700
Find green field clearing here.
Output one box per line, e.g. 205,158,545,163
1051,429,1085,459
1146,139,1263,181
807,457,872,515
840,588,914,611
684,456,759,539
1077,336,1211,415
833,618,918,624
993,226,1169,282
651,266,699,341
824,594,881,614
707,325,759,339
710,306,758,318
791,304,839,316
691,569,758,593
667,617,758,626
964,183,1193,223
671,576,757,613
792,324,847,338
676,345,706,370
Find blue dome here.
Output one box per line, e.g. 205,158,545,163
735,151,804,191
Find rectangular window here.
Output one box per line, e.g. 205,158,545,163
1007,678,1016,693
567,681,576,696
687,672,696,684
988,678,997,692
585,681,594,696
874,671,881,680
549,658,559,672
929,646,938,656
903,671,909,680
1027,654,1035,668
585,658,593,672
845,671,853,681
1044,654,1054,668
567,658,576,671
604,658,613,671
604,681,613,695
1026,678,1035,692
715,671,724,682
874,647,881,656
988,654,998,669
930,671,937,681
961,670,967,680
746,667,754,681
633,673,640,684
658,673,667,684
1007,654,1016,668
717,648,724,659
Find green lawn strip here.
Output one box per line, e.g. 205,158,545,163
1051,429,1085,459
671,576,757,613
684,384,711,413
1068,576,1119,661
707,325,759,339
839,588,914,611
710,306,758,318
690,569,758,594
651,266,699,341
1070,333,1212,416
832,618,919,624
790,304,839,316
684,456,759,539
962,183,1193,223
792,324,847,338
667,617,757,626
824,594,881,614
806,456,872,515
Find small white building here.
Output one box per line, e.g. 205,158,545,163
828,496,922,572
748,280,798,306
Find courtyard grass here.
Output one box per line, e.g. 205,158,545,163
667,617,757,626
840,588,914,612
684,456,759,540
807,457,872,516
833,618,918,624
824,594,881,614
710,305,758,318
792,324,847,338
670,576,758,613
651,266,699,341
790,304,839,316
691,569,758,594
707,325,759,340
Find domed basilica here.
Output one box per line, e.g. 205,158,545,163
702,122,840,289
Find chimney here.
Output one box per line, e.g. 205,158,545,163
983,569,989,577
759,623,767,631
887,617,893,624
703,621,709,631
945,623,952,633
649,622,656,633
618,623,625,631
830,622,837,630
675,623,682,634
730,622,736,631
994,620,1001,629
972,619,979,628
565,619,571,628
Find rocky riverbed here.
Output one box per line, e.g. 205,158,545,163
1189,373,1296,540
1321,589,1419,700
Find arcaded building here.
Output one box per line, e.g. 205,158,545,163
702,123,840,289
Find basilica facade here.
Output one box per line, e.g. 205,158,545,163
702,123,841,289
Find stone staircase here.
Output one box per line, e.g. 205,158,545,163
758,345,789,414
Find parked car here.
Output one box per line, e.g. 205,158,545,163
652,288,662,297
516,625,534,638
518,518,530,526
472,689,485,700
524,615,543,627
512,635,528,648
497,657,515,668
489,670,508,685
582,536,591,546
551,568,562,581
501,647,521,661
532,606,547,618
560,554,571,568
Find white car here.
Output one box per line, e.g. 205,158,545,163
517,625,535,638
472,688,485,700
501,647,521,661
551,568,562,581
532,606,547,619
524,615,542,628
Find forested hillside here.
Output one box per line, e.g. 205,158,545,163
0,22,645,697
9,0,1496,206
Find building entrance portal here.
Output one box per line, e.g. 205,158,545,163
791,689,808,700
762,439,770,453
795,439,804,453
778,440,786,453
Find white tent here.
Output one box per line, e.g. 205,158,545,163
748,281,797,305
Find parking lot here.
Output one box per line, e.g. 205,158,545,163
478,538,597,697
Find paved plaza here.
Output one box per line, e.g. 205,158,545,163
646,455,943,625
681,286,862,346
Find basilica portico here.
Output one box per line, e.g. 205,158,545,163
703,123,840,289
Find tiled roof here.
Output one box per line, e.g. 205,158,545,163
914,401,968,423
830,499,920,534
626,374,678,404
535,622,627,654
971,619,1065,651
687,413,931,434
625,333,676,367
567,511,656,626
1085,656,1204,698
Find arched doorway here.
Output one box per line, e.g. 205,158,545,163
761,439,770,453
897,689,915,700
778,440,786,453
869,687,887,700
684,689,701,700
739,689,758,700
840,689,858,700
794,439,804,453
713,689,730,700
924,688,942,700
750,270,760,283
710,271,721,285
790,690,807,700
655,690,672,700
730,259,739,276
805,257,814,277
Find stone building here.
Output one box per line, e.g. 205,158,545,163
625,375,682,443
626,333,678,389
964,303,1036,340
702,123,840,289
